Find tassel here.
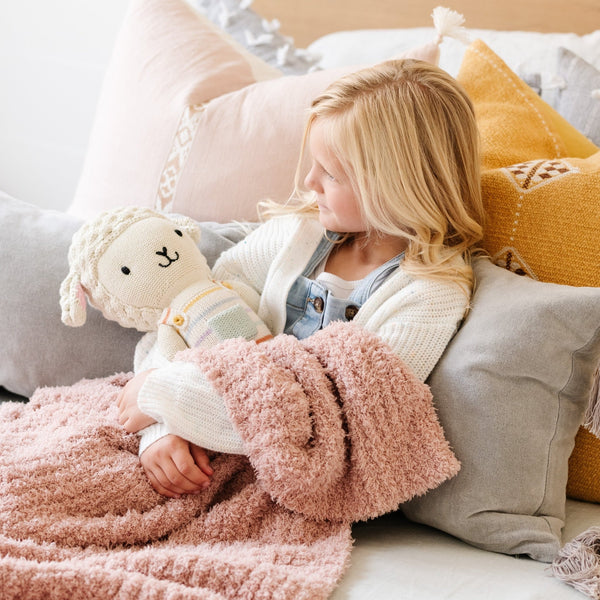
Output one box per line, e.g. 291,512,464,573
584,365,600,438
431,6,471,46
552,527,600,599
394,7,469,66
544,74,567,91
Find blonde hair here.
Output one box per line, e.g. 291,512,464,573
260,59,484,293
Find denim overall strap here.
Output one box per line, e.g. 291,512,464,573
284,233,335,339
348,252,405,305
300,233,338,277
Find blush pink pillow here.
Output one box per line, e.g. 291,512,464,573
69,0,280,221
70,0,441,223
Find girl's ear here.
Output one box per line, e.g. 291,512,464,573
169,214,201,244
59,271,88,327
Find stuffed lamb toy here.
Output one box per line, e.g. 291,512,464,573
60,207,271,367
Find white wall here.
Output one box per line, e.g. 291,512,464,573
0,1,129,210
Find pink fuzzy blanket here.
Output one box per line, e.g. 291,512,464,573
0,322,459,599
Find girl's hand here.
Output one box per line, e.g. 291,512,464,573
140,434,214,498
117,370,157,432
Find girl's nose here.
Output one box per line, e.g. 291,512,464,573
304,165,321,193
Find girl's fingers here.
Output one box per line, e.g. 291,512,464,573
148,454,206,496
157,460,196,496
190,444,214,477
171,446,211,489
143,465,181,499
139,435,212,498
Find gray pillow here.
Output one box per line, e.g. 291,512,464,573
0,194,249,398
403,258,600,563
546,48,600,146
192,0,321,75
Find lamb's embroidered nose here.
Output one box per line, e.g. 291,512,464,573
156,247,180,267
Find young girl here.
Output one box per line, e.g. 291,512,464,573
117,58,485,498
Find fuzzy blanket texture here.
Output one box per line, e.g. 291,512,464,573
0,322,459,599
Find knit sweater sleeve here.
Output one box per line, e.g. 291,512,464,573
359,275,468,382
212,215,300,294
137,361,245,455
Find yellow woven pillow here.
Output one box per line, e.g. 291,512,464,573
481,151,600,284
457,40,600,503
457,40,598,170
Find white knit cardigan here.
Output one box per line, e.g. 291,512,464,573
137,214,469,455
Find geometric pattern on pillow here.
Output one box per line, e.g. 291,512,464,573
157,104,206,211
489,157,580,278
482,152,600,287
404,258,600,562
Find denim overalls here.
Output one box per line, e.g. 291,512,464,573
283,234,404,340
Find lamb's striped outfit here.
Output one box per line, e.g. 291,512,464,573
160,280,272,349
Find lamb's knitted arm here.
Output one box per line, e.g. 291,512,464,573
137,361,245,455
220,280,261,313
134,331,171,373
156,323,188,362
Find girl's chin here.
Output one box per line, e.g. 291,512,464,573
317,214,337,230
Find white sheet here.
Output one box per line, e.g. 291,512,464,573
333,500,597,599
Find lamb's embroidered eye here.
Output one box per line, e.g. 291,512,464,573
121,266,131,275
174,229,183,237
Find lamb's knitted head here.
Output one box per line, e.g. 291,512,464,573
60,206,210,331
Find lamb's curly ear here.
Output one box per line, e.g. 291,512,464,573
170,214,201,244
59,270,88,327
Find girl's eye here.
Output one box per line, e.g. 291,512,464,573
174,229,183,237
121,266,131,275
321,166,336,181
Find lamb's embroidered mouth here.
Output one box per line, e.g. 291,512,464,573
156,247,180,267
